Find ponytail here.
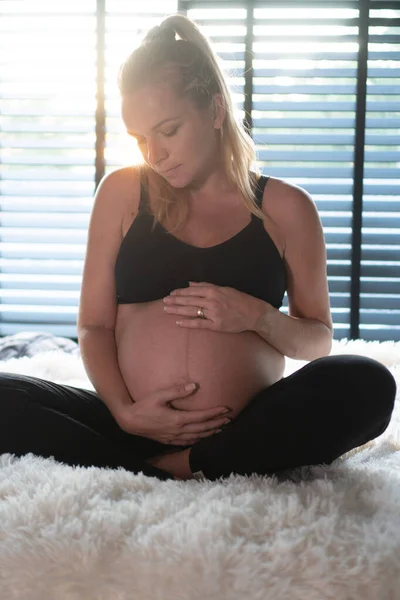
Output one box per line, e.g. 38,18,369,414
118,14,263,233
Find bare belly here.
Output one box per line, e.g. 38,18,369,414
115,300,285,421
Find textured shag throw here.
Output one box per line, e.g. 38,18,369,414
0,336,399,600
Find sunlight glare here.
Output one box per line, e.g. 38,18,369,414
106,132,143,166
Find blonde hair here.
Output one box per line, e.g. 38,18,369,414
118,14,264,232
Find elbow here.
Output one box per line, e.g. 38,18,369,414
293,324,333,362
313,326,333,360
326,330,333,356
77,323,115,347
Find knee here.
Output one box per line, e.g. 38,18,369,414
0,372,16,392
343,355,397,420
0,372,31,399
370,359,397,419
316,354,396,420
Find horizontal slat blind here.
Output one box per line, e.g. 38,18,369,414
186,0,399,341
0,0,178,338
253,4,360,339
186,1,361,338
360,3,400,340
0,0,96,337
0,0,398,341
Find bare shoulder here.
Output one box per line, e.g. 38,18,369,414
93,165,142,234
78,166,142,330
261,176,333,333
260,176,319,250
96,165,140,209
261,176,313,218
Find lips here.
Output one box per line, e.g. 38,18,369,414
160,165,180,175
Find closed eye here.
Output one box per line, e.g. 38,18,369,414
162,127,179,138
127,127,179,144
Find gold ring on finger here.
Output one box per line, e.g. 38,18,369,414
197,307,206,319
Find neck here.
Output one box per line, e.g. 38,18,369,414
186,163,236,204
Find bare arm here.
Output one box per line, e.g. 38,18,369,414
78,325,134,422
251,302,332,361
77,166,140,425
250,180,333,361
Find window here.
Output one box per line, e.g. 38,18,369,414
0,0,399,340
1,0,97,337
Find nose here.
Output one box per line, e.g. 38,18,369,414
146,137,167,167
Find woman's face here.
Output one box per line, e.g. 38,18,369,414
121,82,223,188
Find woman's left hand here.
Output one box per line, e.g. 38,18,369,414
163,281,268,333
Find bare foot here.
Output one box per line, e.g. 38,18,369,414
146,449,194,480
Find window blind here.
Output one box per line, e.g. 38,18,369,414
184,0,400,341
361,2,400,340
0,0,398,341
0,0,97,337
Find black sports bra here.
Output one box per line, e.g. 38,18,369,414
114,173,287,308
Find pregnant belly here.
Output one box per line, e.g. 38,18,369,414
115,300,285,420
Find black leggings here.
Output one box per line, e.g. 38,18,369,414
0,354,396,481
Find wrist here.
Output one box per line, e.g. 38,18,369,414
248,299,272,332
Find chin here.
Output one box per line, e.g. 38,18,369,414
170,180,188,189
167,171,191,189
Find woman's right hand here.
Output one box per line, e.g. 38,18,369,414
118,382,232,445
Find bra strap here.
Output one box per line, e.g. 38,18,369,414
138,169,150,213
254,175,270,208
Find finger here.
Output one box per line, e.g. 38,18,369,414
177,407,229,426
182,416,232,432
179,429,223,444
165,306,212,321
169,287,209,297
189,281,216,289
163,305,199,316
162,382,198,399
164,296,209,307
176,319,213,329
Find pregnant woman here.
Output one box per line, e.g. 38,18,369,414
0,15,396,482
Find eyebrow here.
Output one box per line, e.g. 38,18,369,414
127,117,180,137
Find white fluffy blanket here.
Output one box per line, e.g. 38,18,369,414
0,339,399,600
